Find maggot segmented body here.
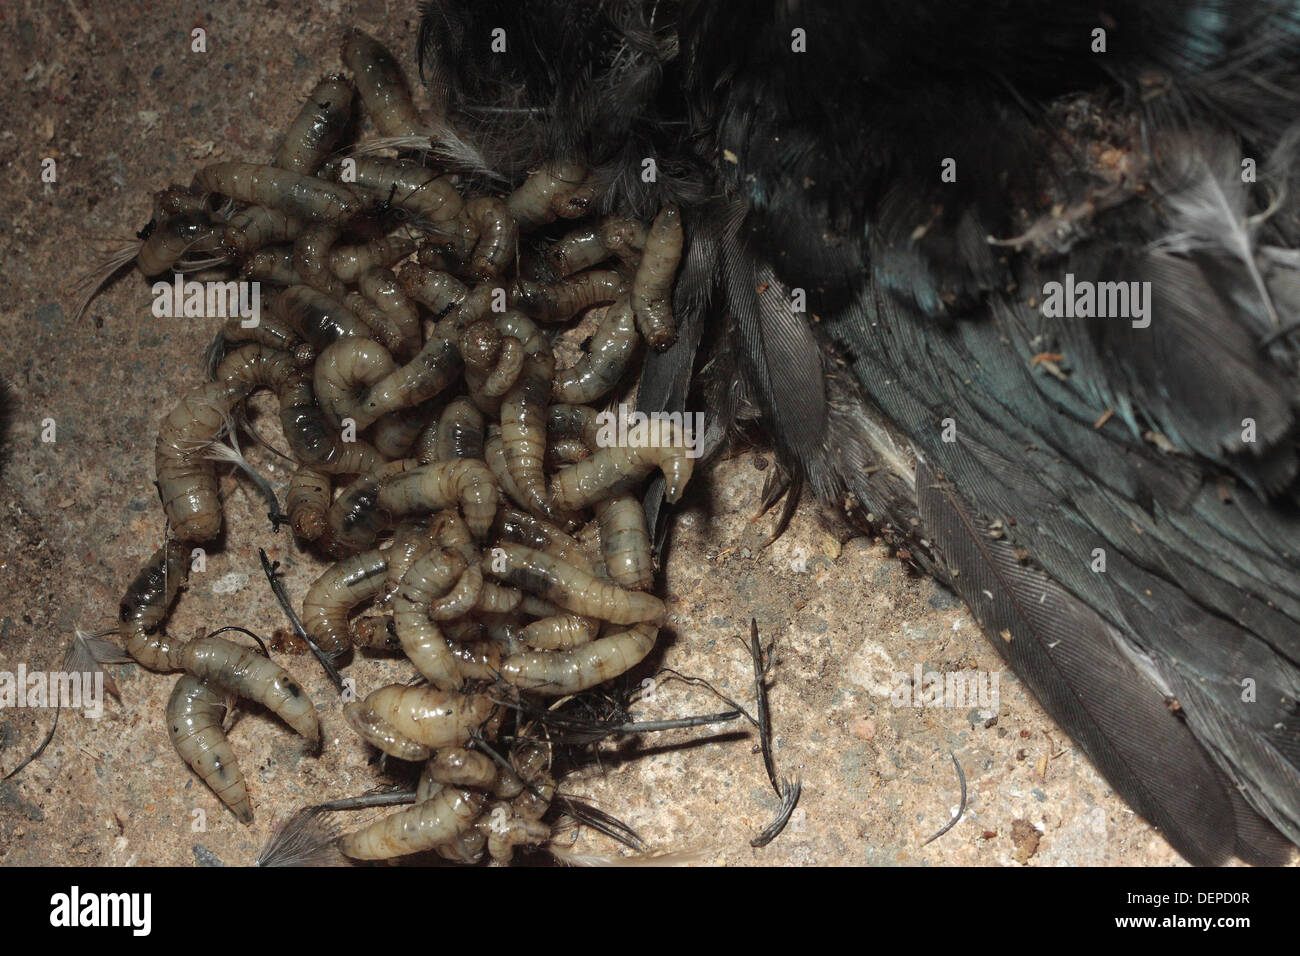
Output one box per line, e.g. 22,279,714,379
597,215,648,263
495,311,558,521
462,196,517,279
423,396,483,463
377,458,499,538
596,494,655,591
372,400,436,459
274,283,373,348
321,458,417,556
340,786,485,860
343,699,431,762
339,28,426,139
196,161,366,222
340,157,463,223
356,267,421,357
330,236,418,284
175,636,321,747
286,465,331,540
352,327,463,428
138,212,219,276
424,748,498,790
629,205,682,350
155,379,252,542
501,623,659,695
313,336,396,427
521,613,598,650
244,246,302,285
391,546,468,689
278,369,383,474
430,564,483,620
507,163,594,229
546,223,608,277
167,674,254,823
363,684,496,750
119,541,189,671
483,543,664,625
512,269,623,322
224,206,304,257
553,296,639,403
273,73,355,175
493,505,595,574
294,223,348,298
550,417,696,509
302,548,389,655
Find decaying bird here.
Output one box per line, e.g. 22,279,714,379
414,0,1300,864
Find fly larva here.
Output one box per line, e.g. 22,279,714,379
321,458,418,556
507,163,593,229
501,623,659,695
462,196,517,279
223,206,304,258
430,564,483,621
483,427,527,511
215,313,300,355
339,158,462,223
343,291,406,358
492,505,595,574
351,328,463,429
546,224,609,277
486,813,551,863
273,284,373,348
301,548,389,656
278,369,383,474
630,204,682,350
119,541,188,671
512,269,623,322
398,262,467,318
474,581,523,614
175,636,321,748
392,546,467,689
153,183,211,218
137,212,221,276
483,544,664,625
372,400,436,460
329,236,418,284
550,418,696,509
273,73,355,175
214,343,296,392
521,614,598,650
382,517,438,599
356,268,421,357
376,458,499,538
244,246,302,285
339,28,425,139
286,465,331,540
422,396,484,463
340,786,485,860
342,698,431,761
365,684,496,750
155,379,252,542
424,748,498,790
595,494,655,591
553,296,639,403
480,336,525,398
496,311,558,521
167,674,254,824
313,337,396,426
457,318,501,377
598,215,648,264
195,162,366,223
294,223,347,298
546,438,590,468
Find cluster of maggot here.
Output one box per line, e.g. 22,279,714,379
103,28,691,864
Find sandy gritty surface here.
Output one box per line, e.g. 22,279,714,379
0,0,1202,867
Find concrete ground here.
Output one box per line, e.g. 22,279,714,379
0,0,1207,866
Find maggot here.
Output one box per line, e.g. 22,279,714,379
167,674,254,824
501,623,659,695
278,369,383,474
340,786,485,860
629,204,682,349
294,223,348,298
495,311,558,521
273,73,355,175
363,684,496,750
339,28,426,139
329,236,418,284
553,296,639,403
549,417,696,509
483,543,664,625
595,494,655,591
461,196,517,279
336,157,463,223
313,336,396,427
154,379,252,542
392,546,469,689
343,698,431,762
376,459,499,538
195,161,366,222
286,465,331,541
119,541,189,671
273,284,374,348
512,269,623,323
507,163,594,229
224,206,304,257
301,548,389,655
